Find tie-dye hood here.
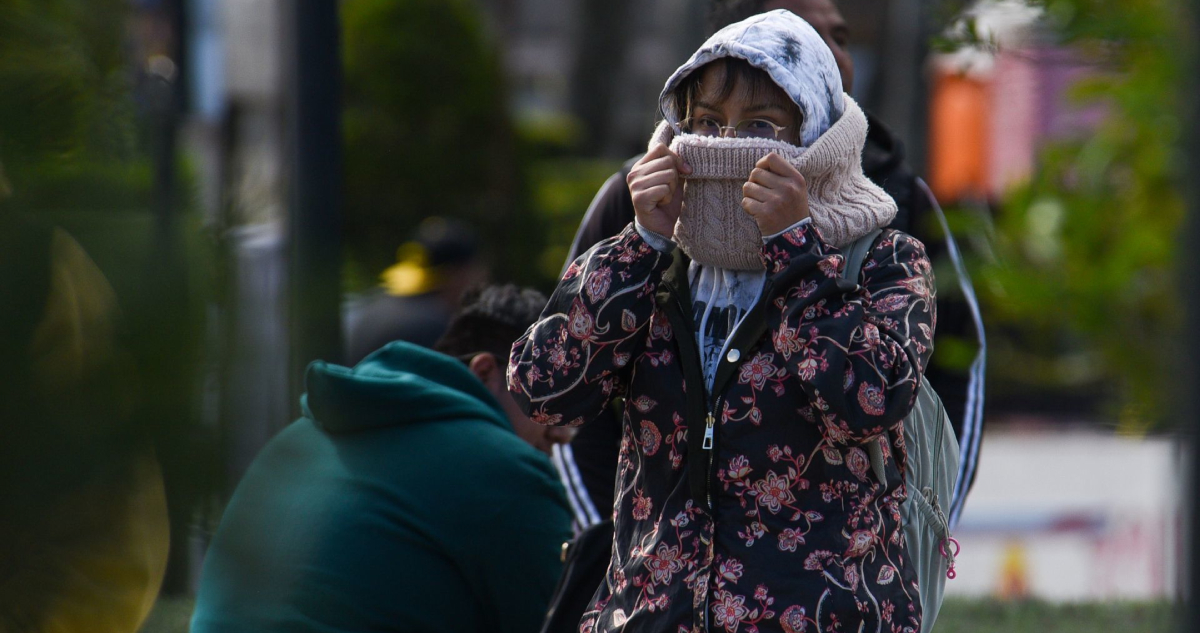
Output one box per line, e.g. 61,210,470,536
658,9,844,147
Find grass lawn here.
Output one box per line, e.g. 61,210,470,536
141,597,1176,632
936,598,1175,632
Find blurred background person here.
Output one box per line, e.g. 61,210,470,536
191,284,573,633
344,217,488,364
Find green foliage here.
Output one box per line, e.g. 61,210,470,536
341,0,525,288
0,0,218,594
526,157,623,290
936,598,1175,632
136,597,1175,633
0,0,136,176
0,0,154,215
961,0,1188,430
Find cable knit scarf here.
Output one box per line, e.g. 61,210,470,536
648,94,897,271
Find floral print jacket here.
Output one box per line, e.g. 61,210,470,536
509,221,935,633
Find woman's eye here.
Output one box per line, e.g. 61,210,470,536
694,118,722,134
745,120,772,130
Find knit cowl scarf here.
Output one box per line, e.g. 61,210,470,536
647,94,897,271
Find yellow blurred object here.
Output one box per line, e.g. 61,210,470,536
997,541,1030,600
0,227,170,633
29,230,121,389
380,242,443,296
1,457,171,633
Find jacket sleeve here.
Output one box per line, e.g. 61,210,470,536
760,223,936,445
510,223,672,427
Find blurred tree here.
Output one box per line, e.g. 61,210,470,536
341,0,541,289
949,0,1187,431
0,0,129,153
0,0,216,596
0,0,145,206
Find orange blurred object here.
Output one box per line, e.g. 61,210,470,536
929,71,991,202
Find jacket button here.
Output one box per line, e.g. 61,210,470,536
726,349,740,363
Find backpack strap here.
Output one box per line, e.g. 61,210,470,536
839,228,884,286
841,227,887,487
915,177,987,529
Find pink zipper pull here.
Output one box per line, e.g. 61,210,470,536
940,537,961,580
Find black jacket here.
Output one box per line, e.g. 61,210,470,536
559,114,974,517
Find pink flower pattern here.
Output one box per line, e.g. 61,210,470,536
509,224,934,632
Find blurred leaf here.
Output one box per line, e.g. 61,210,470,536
954,0,1188,430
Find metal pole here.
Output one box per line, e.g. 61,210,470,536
287,0,343,406
151,0,186,249
1184,1,1200,629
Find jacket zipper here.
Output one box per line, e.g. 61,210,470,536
663,277,724,633
663,270,774,633
703,397,722,510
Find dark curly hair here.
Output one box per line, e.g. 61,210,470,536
433,284,548,362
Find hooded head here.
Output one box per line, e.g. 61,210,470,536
660,9,843,147
648,10,896,269
306,285,572,456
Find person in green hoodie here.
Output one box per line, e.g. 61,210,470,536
191,285,574,633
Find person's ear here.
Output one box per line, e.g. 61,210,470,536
467,352,502,389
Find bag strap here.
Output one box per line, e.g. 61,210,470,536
840,228,884,286
843,227,886,487
916,177,988,528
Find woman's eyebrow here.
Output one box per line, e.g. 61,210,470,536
692,100,721,112
743,104,791,116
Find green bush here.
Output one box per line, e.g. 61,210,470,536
0,0,137,184
341,0,525,289
956,0,1188,430
526,157,623,288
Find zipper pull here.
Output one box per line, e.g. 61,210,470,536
702,412,715,450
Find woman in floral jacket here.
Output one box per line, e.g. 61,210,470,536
509,11,934,633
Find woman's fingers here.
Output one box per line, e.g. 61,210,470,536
633,184,671,210
756,152,805,183
637,167,679,191
747,167,788,190
740,196,767,217
633,145,690,176
743,153,810,234
631,167,679,205
742,181,772,203
670,147,693,175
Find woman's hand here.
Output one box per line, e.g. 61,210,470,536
627,143,692,238
741,153,810,236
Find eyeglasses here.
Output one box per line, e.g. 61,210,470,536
677,116,790,140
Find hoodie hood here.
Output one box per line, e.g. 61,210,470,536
658,9,844,147
302,341,510,434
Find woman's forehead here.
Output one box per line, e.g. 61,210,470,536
693,60,793,110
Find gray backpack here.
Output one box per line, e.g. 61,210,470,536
841,228,960,633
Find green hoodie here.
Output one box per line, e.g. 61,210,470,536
192,342,572,633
